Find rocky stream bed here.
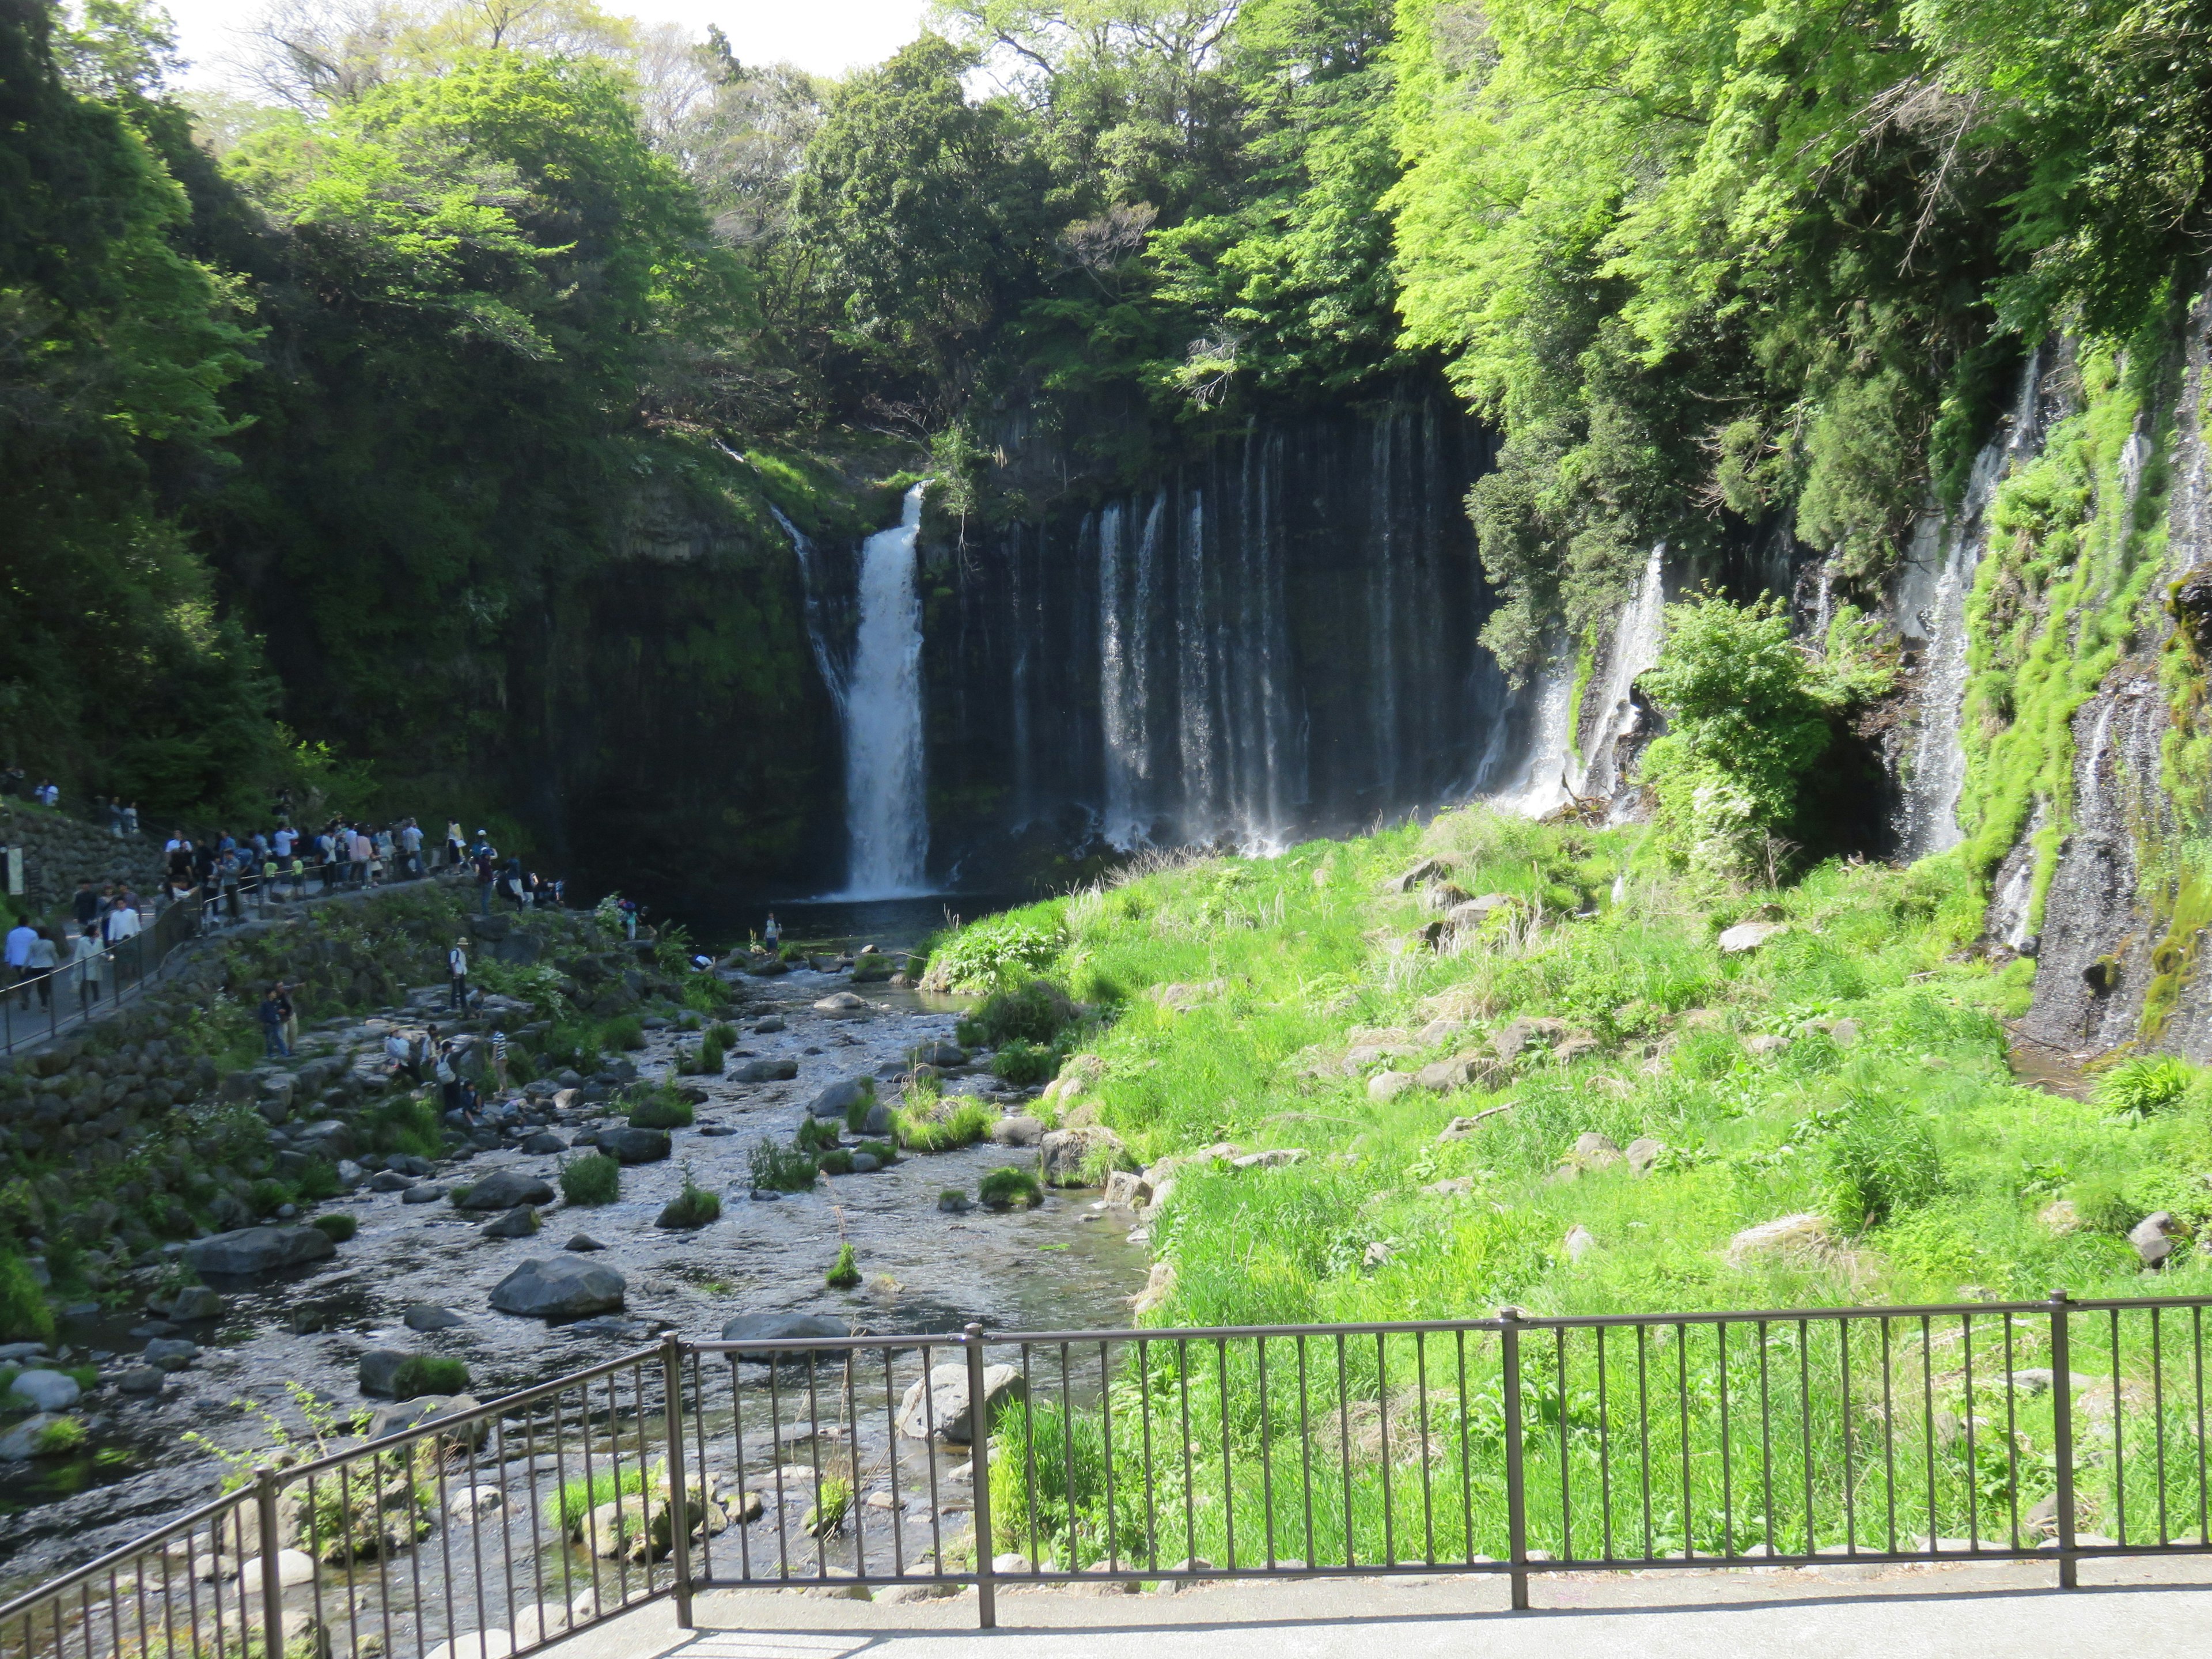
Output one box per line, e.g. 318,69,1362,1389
0,967,1152,1589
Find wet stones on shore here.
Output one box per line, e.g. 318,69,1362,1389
488,1256,626,1320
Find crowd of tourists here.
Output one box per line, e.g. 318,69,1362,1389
3,785,575,1030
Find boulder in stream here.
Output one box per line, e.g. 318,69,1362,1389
1040,1126,1131,1187
404,1304,464,1332
480,1206,541,1239
596,1128,671,1164
183,1226,335,1277
895,1362,1025,1443
812,992,869,1018
454,1171,555,1210
808,1078,873,1119
489,1257,626,1320
718,1312,851,1362
731,1059,798,1083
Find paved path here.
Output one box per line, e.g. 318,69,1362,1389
548,1557,2212,1659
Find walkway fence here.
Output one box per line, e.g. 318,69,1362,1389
3,1290,2207,1655
1,851,465,1058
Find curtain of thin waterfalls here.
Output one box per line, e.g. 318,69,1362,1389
921,393,1503,876
839,483,929,896
1893,352,2045,859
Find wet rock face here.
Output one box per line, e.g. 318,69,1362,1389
183,1226,337,1277
2022,685,2170,1054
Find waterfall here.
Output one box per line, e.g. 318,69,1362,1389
1496,643,1577,818
1571,543,1666,801
1895,353,2043,859
839,483,930,897
1176,493,1218,831
774,507,848,712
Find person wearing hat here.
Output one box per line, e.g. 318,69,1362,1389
448,937,469,1012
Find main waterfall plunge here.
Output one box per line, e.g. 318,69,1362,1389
785,485,931,898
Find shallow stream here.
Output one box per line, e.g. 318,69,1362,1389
0,969,1150,1583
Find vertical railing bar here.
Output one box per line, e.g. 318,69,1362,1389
1019,1343,1040,1573
964,1324,998,1631
2195,1306,2208,1547
690,1351,715,1585
551,1388,578,1615
460,1402,489,1645
403,1435,429,1652
1636,1323,1653,1562
1554,1327,1570,1565
729,1359,755,1585
1880,1317,1897,1554
1676,1322,1691,1561
2110,1306,2125,1547
663,1335,695,1625
767,1350,791,1582
837,1347,864,1588
1596,1324,1612,1563
1797,1317,1813,1557
1717,1321,1732,1558
1060,1342,1078,1575
1100,1340,1118,1577
2153,1307,2170,1547
1918,1315,1935,1555
2051,1290,2078,1590
802,1353,828,1584
1257,1335,1277,1569
1963,1312,1978,1550
1455,1330,1474,1566
1376,1331,1393,1567
1218,1338,1236,1571
1500,1307,1528,1611
1335,1334,1353,1570
1757,1320,1774,1558
1416,1331,1435,1566
1139,1337,1158,1572
1179,1341,1196,1569
522,1395,550,1624
883,1346,904,1581
1840,1316,1857,1555
2003,1315,2020,1550
919,1343,943,1585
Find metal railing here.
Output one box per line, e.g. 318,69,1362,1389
6,1290,2212,1652
0,850,472,1057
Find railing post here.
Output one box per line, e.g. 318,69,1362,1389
255,1467,285,1659
2049,1289,2077,1590
965,1323,997,1629
660,1333,695,1628
1500,1306,1529,1611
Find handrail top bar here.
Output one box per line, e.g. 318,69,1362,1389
278,1343,664,1481
0,1484,249,1624
693,1333,968,1354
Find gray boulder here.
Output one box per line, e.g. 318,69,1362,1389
990,1115,1044,1147
184,1226,336,1277
489,1257,626,1320
908,1040,966,1069
1040,1126,1130,1188
2131,1211,2187,1269
752,1016,786,1033
7,1370,79,1412
895,1362,1024,1443
521,1132,567,1154
386,1154,435,1177
404,1305,464,1332
167,1286,227,1321
480,1206,540,1239
1625,1137,1665,1176
565,1233,606,1252
0,1414,67,1461
367,1395,488,1451
143,1338,198,1372
813,992,870,1018
358,1349,410,1397
117,1366,165,1396
808,1078,873,1120
454,1171,555,1210
367,1171,415,1193
719,1312,851,1362
402,1184,449,1205
597,1127,671,1164
732,1059,798,1083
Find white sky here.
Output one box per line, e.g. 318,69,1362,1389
160,0,936,90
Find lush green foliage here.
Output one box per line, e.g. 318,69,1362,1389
656,1179,721,1229
979,1165,1044,1209
309,1213,358,1243
991,1039,1057,1086
748,1139,817,1191
896,1098,994,1152
824,1241,860,1288
559,1154,622,1206
391,1355,469,1399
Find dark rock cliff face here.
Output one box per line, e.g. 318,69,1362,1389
910,391,1512,888
528,490,844,912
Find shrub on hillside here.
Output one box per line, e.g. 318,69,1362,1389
922,912,1065,993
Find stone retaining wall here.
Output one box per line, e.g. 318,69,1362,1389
0,805,165,920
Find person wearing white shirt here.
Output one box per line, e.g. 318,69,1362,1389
23,929,56,1009
69,926,103,1011
6,920,36,1009
273,827,294,859
448,940,469,1011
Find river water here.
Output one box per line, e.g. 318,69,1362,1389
0,969,1150,1581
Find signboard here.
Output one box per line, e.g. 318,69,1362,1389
3,847,19,897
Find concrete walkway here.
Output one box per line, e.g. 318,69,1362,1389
551,1556,2212,1659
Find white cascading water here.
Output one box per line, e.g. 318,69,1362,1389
1893,354,2042,859
838,484,930,896
1570,544,1666,801
1496,646,1577,818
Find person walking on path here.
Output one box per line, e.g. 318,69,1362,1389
448,938,469,1012
7,916,39,1009
446,821,465,868
23,929,56,1009
72,881,97,933
70,926,102,1013
259,986,290,1057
